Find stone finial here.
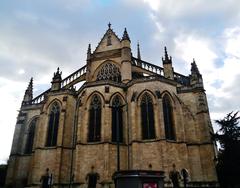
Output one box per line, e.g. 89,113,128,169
108,22,111,29
190,59,203,86
23,77,33,104
122,28,131,42
53,67,62,79
51,67,62,91
137,41,141,60
162,46,172,64
191,58,200,75
87,44,91,60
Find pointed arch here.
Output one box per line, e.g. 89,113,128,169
25,117,38,154
88,94,102,142
96,62,121,82
162,94,175,140
111,95,123,143
46,101,60,146
140,93,156,140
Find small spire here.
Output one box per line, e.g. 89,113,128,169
137,41,141,60
23,77,33,103
51,68,62,91
191,58,200,74
108,22,111,29
164,46,169,60
87,43,91,59
162,46,172,64
53,67,62,79
28,77,33,91
122,28,131,42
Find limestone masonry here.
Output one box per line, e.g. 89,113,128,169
6,24,218,188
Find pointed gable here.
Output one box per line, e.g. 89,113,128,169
94,23,121,53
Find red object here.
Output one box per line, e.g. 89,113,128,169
143,182,158,188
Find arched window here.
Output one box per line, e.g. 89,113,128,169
97,63,121,82
163,95,175,140
25,118,38,154
141,93,155,140
111,96,123,143
88,95,102,142
46,102,60,146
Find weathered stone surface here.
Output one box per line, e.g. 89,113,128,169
6,26,218,188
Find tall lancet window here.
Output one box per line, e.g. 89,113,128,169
25,118,38,154
112,96,123,143
141,93,155,140
46,102,60,146
88,95,102,142
163,95,175,140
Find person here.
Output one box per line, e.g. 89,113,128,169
181,168,189,188
85,166,100,188
40,168,50,188
169,164,181,188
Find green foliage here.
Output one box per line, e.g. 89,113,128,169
212,112,240,188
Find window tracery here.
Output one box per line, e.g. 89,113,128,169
88,95,102,142
46,102,60,146
163,95,175,140
25,118,38,154
141,93,155,140
97,63,121,82
112,96,123,143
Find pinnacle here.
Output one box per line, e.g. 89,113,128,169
162,46,172,64
108,22,111,29
122,28,130,41
191,58,200,74
137,41,141,60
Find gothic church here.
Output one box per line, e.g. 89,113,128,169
6,24,218,187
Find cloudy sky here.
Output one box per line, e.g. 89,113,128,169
0,0,240,164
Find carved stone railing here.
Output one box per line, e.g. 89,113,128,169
132,57,190,86
61,65,87,88
132,57,164,76
29,89,50,105
28,66,87,105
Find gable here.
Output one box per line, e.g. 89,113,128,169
94,28,121,53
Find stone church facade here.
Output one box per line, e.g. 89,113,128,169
6,24,218,188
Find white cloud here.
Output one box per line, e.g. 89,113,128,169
174,33,217,78
18,69,25,75
0,78,25,164
143,0,160,11
1,0,240,163
224,27,240,59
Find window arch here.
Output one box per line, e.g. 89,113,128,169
96,63,121,82
111,95,123,143
163,95,175,140
141,93,155,140
25,118,38,154
88,95,102,142
46,102,60,146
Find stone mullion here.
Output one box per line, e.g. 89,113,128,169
154,98,162,139
158,99,165,139
103,103,110,141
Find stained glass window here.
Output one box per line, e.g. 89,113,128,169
88,95,102,142
25,118,38,154
163,95,175,140
141,93,155,140
97,63,121,82
112,96,123,143
46,102,60,146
